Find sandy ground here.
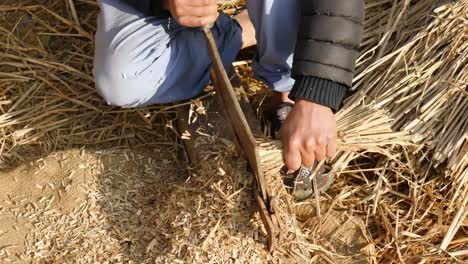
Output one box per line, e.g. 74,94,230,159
0,143,275,263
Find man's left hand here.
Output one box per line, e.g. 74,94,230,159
278,99,337,171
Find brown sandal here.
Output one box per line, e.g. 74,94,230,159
282,162,334,201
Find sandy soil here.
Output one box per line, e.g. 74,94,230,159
0,144,274,263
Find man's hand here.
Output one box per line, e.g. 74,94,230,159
164,0,219,27
279,99,337,171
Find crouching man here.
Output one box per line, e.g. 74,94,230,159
93,0,365,198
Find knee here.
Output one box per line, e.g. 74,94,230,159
94,53,152,108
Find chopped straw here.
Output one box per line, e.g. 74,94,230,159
1,0,467,263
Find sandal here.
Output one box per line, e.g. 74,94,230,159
281,162,334,201
270,102,294,139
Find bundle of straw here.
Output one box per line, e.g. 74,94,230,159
259,104,414,179
255,0,468,261
351,1,468,203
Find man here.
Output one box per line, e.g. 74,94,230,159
93,0,365,197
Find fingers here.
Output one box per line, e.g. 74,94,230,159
326,134,337,158
171,0,217,8
300,148,315,168
302,139,326,167
284,137,331,171
182,0,217,7
169,0,219,27
172,5,218,17
177,14,219,27
278,100,337,171
314,143,327,161
283,141,302,171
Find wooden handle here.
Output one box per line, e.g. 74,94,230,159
202,24,213,33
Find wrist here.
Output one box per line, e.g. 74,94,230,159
289,77,348,112
295,99,332,111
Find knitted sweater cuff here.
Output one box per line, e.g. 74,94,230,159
289,76,348,112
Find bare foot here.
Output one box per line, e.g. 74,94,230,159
233,10,256,49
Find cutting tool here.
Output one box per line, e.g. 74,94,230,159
201,25,281,251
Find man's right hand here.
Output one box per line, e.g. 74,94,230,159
164,0,219,27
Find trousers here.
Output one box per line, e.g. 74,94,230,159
94,0,300,107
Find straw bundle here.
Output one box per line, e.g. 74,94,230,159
254,0,468,262
351,1,468,203
259,105,414,177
